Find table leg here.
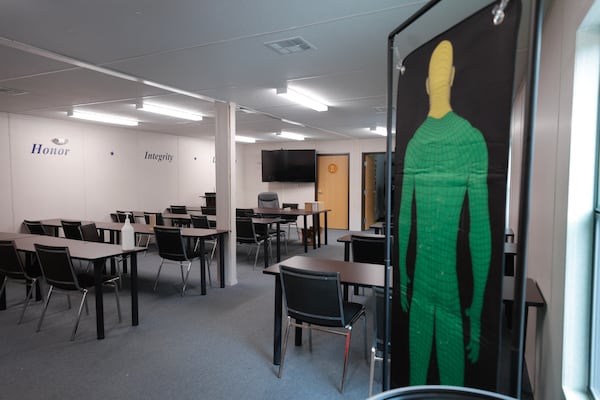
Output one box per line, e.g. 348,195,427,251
263,225,270,269
324,211,328,245
0,274,6,310
199,239,207,295
273,276,282,365
93,259,105,340
276,221,281,263
301,216,307,252
130,252,139,326
311,215,317,250
316,213,321,248
219,233,225,288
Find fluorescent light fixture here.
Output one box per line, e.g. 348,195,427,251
137,102,203,121
275,131,305,141
281,118,305,127
68,110,138,126
276,87,328,112
370,126,388,136
235,135,256,143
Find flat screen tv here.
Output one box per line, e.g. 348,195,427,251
261,149,316,182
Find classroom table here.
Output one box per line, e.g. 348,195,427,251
262,255,385,365
253,207,330,253
95,222,228,294
10,234,144,340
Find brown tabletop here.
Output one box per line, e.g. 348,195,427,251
263,255,385,365
12,234,144,340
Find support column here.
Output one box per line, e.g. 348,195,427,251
214,101,237,286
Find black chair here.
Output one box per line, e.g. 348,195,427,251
236,217,270,269
23,220,49,236
144,211,165,226
351,235,386,295
280,202,300,240
201,206,216,216
169,205,190,227
278,265,367,393
34,243,121,341
257,192,280,208
367,385,517,400
0,240,42,324
153,226,206,296
79,223,123,279
236,208,255,217
368,287,391,397
61,220,83,240
116,211,135,223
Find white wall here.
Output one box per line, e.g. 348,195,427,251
0,113,216,231
237,137,389,231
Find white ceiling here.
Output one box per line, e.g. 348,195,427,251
0,0,528,142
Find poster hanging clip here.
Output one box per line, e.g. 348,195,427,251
492,0,510,25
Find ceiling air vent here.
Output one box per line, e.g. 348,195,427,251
264,36,315,55
0,86,28,96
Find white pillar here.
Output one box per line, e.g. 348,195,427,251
214,101,237,286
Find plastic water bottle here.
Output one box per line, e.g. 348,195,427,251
121,214,135,250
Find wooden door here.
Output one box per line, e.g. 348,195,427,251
317,154,349,229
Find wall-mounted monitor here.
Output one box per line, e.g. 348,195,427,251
261,149,316,182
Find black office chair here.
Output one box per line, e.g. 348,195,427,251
280,202,300,241
351,235,386,295
61,220,83,240
34,243,121,341
278,265,367,393
235,217,270,270
116,211,136,223
0,240,42,324
236,208,255,217
153,226,206,296
367,385,516,400
169,205,190,227
257,192,280,208
23,220,49,235
201,206,216,216
144,211,165,226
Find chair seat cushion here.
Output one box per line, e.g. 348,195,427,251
342,302,365,326
75,273,96,289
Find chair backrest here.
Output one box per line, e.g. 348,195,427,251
34,243,82,291
153,226,189,262
367,385,517,400
236,217,258,243
351,235,386,265
258,192,280,208
170,205,187,214
116,211,134,223
61,220,83,240
282,202,298,210
144,212,165,226
279,265,345,327
0,240,28,278
201,206,216,215
23,220,48,235
190,214,210,229
236,208,255,217
79,223,103,243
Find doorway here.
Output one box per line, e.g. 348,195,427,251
362,152,393,230
317,154,349,229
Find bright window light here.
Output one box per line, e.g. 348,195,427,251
276,87,328,112
275,131,305,141
235,135,256,143
137,102,203,121
68,110,138,126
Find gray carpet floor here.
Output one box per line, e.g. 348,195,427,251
1,229,380,400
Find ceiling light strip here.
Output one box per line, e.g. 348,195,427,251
276,87,328,112
235,135,256,143
137,102,203,121
68,110,138,126
276,131,305,141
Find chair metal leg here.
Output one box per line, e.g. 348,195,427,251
18,278,37,324
153,260,165,291
368,346,377,397
340,327,353,393
37,286,54,332
70,290,88,341
277,317,292,378
181,261,192,296
110,281,122,323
